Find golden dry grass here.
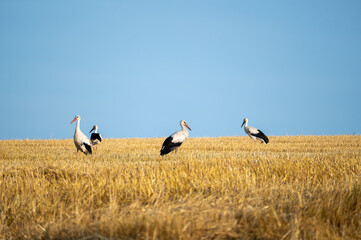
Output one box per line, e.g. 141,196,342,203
1,136,361,239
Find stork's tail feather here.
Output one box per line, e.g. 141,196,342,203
259,131,269,144
83,143,92,155
160,150,167,156
252,130,269,144
160,146,171,155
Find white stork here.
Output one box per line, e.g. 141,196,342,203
70,115,92,155
241,118,269,144
160,120,191,155
89,125,102,146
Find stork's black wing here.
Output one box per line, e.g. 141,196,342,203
160,136,182,155
250,129,269,144
91,133,102,142
82,142,93,154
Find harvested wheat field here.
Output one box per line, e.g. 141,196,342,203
1,135,361,239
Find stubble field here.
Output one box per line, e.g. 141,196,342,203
1,135,361,239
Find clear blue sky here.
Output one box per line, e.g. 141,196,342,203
1,1,360,139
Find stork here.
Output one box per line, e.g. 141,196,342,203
160,120,191,155
70,115,92,155
241,118,269,144
89,125,102,146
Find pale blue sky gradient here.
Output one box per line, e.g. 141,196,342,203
1,1,360,139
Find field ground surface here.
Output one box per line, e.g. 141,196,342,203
1,136,361,239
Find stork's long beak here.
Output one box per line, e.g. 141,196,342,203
89,126,95,133
185,124,191,131
241,121,245,128
70,118,77,124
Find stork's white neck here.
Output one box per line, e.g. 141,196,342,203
244,121,248,127
181,124,188,132
180,124,189,140
75,119,80,133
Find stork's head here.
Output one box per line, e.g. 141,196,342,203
241,118,248,128
70,115,80,124
89,125,98,133
180,120,191,131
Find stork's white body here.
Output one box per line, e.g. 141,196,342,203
171,125,189,143
71,115,92,154
89,125,102,146
244,125,260,141
160,120,191,155
242,118,269,144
